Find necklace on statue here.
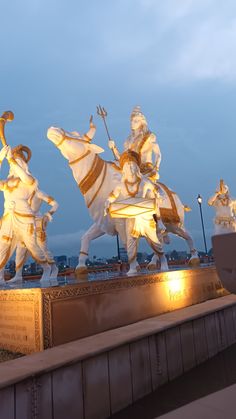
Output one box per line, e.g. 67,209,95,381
124,177,141,197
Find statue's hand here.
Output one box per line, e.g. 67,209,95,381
5,146,13,161
0,145,9,162
42,212,52,229
89,115,96,129
108,140,115,150
104,200,110,216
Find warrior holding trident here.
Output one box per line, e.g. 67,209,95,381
108,106,161,180
98,105,165,233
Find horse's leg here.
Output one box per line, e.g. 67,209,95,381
167,224,200,265
76,223,105,276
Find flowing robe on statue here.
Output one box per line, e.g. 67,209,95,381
15,189,58,270
0,176,47,270
208,194,236,235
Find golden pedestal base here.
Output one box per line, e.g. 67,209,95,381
0,266,226,354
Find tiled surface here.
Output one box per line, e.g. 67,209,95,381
0,386,14,419
52,364,83,419
0,295,236,389
83,354,110,419
109,345,132,414
130,338,152,401
180,322,196,372
1,296,236,419
192,317,208,365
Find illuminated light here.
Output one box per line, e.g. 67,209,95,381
197,194,202,205
168,278,182,293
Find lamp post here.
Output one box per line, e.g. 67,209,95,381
197,194,208,256
116,234,121,262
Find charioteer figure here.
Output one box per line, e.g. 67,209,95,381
208,179,236,235
104,150,167,274
109,106,161,180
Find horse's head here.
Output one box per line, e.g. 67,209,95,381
47,127,104,162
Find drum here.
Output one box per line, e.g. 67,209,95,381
109,197,156,218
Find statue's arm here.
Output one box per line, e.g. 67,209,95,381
37,190,59,220
108,140,120,160
5,146,35,185
104,186,121,215
151,135,161,169
8,159,35,185
0,180,6,191
208,193,218,206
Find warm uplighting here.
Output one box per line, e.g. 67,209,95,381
162,270,185,297
168,278,182,293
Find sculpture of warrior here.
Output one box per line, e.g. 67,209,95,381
109,106,161,180
208,179,236,235
0,145,51,284
12,189,59,282
104,150,167,274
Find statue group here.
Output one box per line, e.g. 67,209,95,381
0,106,234,284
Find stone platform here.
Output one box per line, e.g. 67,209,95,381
0,266,226,354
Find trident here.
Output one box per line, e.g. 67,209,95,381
97,105,117,161
0,111,14,146
96,105,121,262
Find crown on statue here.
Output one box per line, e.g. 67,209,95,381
120,150,140,169
12,144,32,163
130,106,147,125
219,179,229,194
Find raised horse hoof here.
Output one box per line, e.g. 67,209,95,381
188,257,200,267
147,263,157,271
75,267,88,281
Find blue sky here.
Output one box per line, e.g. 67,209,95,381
1,0,236,257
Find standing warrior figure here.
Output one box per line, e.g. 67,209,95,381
12,188,59,283
104,150,168,274
109,106,161,180
208,179,236,235
0,145,51,284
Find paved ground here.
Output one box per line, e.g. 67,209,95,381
0,349,23,363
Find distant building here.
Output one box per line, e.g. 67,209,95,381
68,256,79,268
55,255,67,265
119,247,128,262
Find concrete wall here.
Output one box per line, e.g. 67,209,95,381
1,295,236,419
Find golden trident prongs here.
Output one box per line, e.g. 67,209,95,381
97,105,111,140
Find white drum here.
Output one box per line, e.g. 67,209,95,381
109,197,156,218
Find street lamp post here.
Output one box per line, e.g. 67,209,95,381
116,233,121,262
197,194,208,256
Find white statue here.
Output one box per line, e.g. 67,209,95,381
47,117,199,276
208,179,236,235
0,145,52,284
104,150,167,273
12,188,59,282
109,106,161,180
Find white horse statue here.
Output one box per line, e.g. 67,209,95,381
47,126,199,274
